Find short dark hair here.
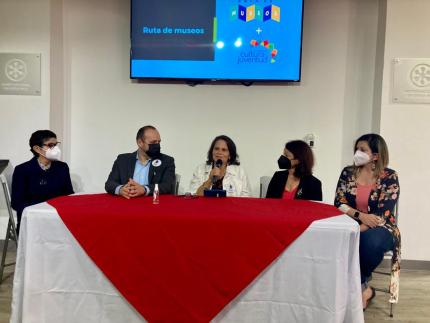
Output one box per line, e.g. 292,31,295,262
29,130,57,157
206,135,240,165
136,125,156,141
285,140,314,177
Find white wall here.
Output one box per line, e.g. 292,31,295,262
0,0,381,240
0,0,51,163
380,0,430,261
9,0,428,262
63,0,378,203
0,0,51,237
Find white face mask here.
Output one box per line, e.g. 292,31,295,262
45,146,62,161
353,150,370,166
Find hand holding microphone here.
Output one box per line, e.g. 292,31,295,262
211,159,223,184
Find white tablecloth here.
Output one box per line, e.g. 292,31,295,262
10,202,364,323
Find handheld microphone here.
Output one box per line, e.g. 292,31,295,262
212,159,223,184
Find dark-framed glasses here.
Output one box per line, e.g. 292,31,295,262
42,142,61,149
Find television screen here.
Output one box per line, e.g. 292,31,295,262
130,0,304,81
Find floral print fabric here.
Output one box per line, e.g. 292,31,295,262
334,166,401,302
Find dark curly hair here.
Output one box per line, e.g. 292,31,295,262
206,135,240,166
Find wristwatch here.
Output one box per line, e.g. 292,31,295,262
353,211,360,220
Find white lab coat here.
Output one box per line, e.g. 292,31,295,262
189,163,252,197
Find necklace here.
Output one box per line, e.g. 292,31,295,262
38,159,51,171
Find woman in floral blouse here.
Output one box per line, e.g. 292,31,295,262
334,133,400,310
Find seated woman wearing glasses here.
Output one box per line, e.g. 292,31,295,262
189,135,251,197
334,133,400,310
11,130,74,233
266,140,322,201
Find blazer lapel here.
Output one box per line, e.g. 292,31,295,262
127,151,138,180
149,155,162,184
148,162,155,184
277,171,289,198
295,179,304,199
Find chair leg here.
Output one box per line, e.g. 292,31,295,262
390,302,393,318
0,220,12,283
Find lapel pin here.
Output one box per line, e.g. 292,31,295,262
152,159,162,167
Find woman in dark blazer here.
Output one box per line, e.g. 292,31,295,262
11,130,74,233
266,140,322,201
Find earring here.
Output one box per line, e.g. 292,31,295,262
371,161,376,171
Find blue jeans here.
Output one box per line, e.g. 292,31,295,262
360,227,394,284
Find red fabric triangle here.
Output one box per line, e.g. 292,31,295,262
48,194,340,322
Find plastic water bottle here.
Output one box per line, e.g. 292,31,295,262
153,184,160,204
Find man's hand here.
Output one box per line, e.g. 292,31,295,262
119,184,131,199
127,179,146,198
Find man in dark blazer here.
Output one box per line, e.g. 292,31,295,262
105,125,175,198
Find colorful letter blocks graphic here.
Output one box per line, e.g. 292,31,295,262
246,5,255,22
264,5,280,22
231,4,280,22
238,5,246,21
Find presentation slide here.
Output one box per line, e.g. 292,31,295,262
131,0,304,81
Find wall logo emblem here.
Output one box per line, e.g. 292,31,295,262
5,58,28,82
410,64,430,88
0,53,41,96
392,58,430,104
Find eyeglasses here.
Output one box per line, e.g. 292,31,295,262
42,142,61,149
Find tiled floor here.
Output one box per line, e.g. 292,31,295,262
364,269,430,322
0,249,14,323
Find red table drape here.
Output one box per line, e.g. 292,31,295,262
48,194,341,322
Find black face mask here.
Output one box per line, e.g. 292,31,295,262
277,155,292,170
146,143,161,159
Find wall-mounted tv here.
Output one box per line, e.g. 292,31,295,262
130,0,304,82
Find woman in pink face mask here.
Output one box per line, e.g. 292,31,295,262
11,130,74,233
334,133,400,310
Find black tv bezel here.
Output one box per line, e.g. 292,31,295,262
129,0,304,84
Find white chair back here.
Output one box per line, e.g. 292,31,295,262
174,174,181,195
259,176,271,198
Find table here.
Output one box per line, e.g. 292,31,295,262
10,199,364,323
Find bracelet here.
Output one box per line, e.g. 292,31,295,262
338,204,351,213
